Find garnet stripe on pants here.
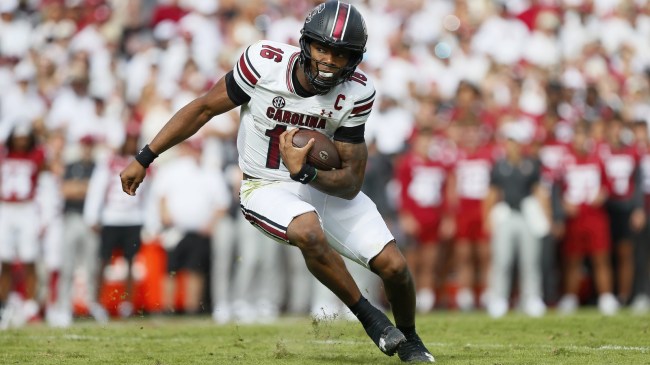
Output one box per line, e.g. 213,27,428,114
240,206,289,242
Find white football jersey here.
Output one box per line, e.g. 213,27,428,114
232,40,376,180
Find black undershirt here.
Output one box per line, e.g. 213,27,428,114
224,71,250,106
292,61,316,98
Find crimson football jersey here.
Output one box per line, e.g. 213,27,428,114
558,147,609,211
599,143,641,200
538,138,569,185
453,144,498,200
0,146,45,202
396,151,451,218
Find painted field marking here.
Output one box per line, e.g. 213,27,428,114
309,340,649,353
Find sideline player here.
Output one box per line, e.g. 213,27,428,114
556,123,618,315
395,127,453,313
119,2,434,362
0,124,45,327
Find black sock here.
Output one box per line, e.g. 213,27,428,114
348,296,377,324
348,296,392,337
348,296,370,313
397,325,416,338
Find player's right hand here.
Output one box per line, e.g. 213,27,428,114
120,160,147,196
279,128,315,175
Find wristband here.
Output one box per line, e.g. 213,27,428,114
290,164,318,184
135,144,158,168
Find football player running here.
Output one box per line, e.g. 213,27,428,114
120,2,434,362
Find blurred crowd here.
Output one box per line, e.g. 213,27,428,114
1,0,650,328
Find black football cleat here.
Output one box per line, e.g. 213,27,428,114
397,332,435,363
376,326,407,356
351,296,406,356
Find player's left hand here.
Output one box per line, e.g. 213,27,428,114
279,128,314,174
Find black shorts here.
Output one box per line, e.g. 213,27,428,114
607,206,633,244
100,225,142,261
166,232,211,274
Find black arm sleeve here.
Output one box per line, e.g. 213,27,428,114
225,70,251,106
333,124,365,144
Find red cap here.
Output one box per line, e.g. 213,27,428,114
79,134,96,145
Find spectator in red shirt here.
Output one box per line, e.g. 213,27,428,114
600,117,645,305
556,123,619,315
395,127,454,313
449,121,496,311
0,124,46,327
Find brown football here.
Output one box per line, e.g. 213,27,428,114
292,128,341,170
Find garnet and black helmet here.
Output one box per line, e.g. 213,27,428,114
299,1,367,94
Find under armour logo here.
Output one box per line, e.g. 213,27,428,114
299,173,309,182
320,109,332,117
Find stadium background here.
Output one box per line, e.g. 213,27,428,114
0,0,649,325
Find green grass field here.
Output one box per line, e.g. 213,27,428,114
1,310,649,365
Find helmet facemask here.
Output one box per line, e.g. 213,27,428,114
299,35,363,95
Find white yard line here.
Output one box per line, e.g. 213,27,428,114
309,340,650,353
595,345,649,352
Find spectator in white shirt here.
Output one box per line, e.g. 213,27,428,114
148,138,229,314
365,95,415,156
375,37,417,102
472,3,530,66
123,32,159,105
265,6,303,45
177,0,222,78
0,0,32,60
450,34,491,90
0,62,46,143
153,20,189,99
559,9,595,61
46,69,98,149
599,2,637,56
522,10,561,69
83,127,149,319
403,0,451,47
